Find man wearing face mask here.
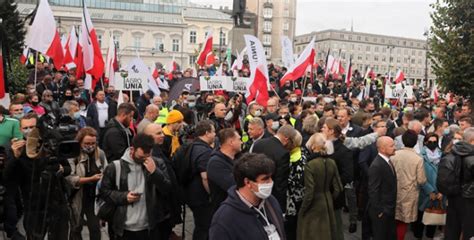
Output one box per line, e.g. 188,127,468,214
209,153,286,240
102,103,136,162
251,125,297,210
0,105,23,146
39,90,60,117
242,102,264,143
304,83,316,97
9,103,24,120
63,100,87,129
98,134,171,240
265,113,281,135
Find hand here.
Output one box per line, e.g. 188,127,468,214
378,213,384,218
127,191,140,203
143,157,156,173
90,173,103,182
11,139,26,158
430,192,437,201
436,192,443,200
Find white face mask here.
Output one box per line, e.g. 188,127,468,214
252,181,274,199
254,109,262,117
453,139,461,144
188,102,196,108
290,97,297,103
271,121,280,130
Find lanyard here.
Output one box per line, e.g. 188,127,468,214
253,206,271,226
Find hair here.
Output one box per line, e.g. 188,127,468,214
401,129,418,148
448,124,461,135
433,118,447,131
290,131,302,149
63,100,79,112
380,107,392,119
195,120,215,137
42,90,53,97
131,133,155,153
403,111,414,121
93,90,105,99
277,125,297,140
463,127,474,143
302,101,315,111
414,109,430,122
117,103,136,116
305,133,333,155
459,116,473,125
233,153,275,188
424,132,439,145
20,112,38,123
324,117,344,140
323,104,335,113
359,99,370,109
218,128,238,145
372,112,384,120
337,107,352,117
408,120,422,130
302,114,319,134
75,127,98,143
393,127,407,138
248,117,265,129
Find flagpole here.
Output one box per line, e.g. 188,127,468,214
34,51,38,87
300,75,308,104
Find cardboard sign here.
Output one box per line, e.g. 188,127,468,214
384,83,414,99
114,72,149,91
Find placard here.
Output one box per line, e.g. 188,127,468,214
114,72,149,91
384,83,414,99
199,76,251,92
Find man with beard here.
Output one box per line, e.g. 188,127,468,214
102,103,136,162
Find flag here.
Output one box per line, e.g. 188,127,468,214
166,57,177,80
231,48,246,70
395,69,405,84
196,30,213,66
431,82,439,103
25,0,64,69
325,54,335,80
214,63,224,77
244,35,269,107
205,52,216,66
78,2,105,89
105,34,118,86
281,36,295,69
20,47,29,65
152,67,159,80
64,25,78,70
364,66,372,98
344,57,352,87
280,38,315,87
125,57,160,96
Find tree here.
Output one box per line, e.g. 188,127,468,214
430,0,474,99
0,0,26,57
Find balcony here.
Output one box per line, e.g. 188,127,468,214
263,2,273,8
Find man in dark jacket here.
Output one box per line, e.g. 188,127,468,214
98,134,171,240
185,120,215,240
207,128,242,214
87,90,115,145
209,153,286,240
459,128,474,239
251,125,296,210
243,117,272,152
209,103,231,134
102,103,136,162
136,90,154,119
368,136,397,240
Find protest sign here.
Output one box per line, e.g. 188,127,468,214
384,83,414,99
199,76,251,92
114,72,148,91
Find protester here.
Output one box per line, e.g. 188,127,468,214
102,103,136,162
137,104,159,134
460,127,474,239
86,90,114,142
161,109,184,158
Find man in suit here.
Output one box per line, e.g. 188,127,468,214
251,125,297,210
368,136,397,240
314,74,329,95
244,117,272,152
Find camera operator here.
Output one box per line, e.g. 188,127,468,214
5,113,72,240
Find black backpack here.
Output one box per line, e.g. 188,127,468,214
437,153,463,196
172,142,196,186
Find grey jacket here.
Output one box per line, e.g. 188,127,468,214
344,132,379,150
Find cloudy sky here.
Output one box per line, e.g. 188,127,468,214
190,0,435,39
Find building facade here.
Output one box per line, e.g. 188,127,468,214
247,0,297,64
295,29,435,87
17,0,233,70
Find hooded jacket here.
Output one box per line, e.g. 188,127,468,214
452,142,474,198
102,118,133,162
98,148,172,236
209,186,286,240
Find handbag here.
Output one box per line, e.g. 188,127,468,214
422,200,446,226
96,160,121,221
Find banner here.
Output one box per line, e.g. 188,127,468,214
114,72,148,91
384,83,414,99
281,36,295,69
199,76,251,92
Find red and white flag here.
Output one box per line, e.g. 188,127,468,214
0,45,9,106
196,30,213,66
214,63,224,77
431,82,439,103
244,35,269,107
231,48,246,71
105,34,118,86
20,47,29,65
324,54,335,79
64,26,78,70
205,52,216,66
25,0,64,69
394,69,405,84
78,3,104,89
280,38,315,87
166,57,178,80
344,57,352,87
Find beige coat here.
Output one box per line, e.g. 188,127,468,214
391,148,427,223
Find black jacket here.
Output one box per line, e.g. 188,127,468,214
185,138,213,207
243,130,272,153
252,137,290,209
314,82,329,95
368,155,397,216
452,142,474,198
209,114,232,134
102,118,133,162
86,101,114,132
328,139,354,209
98,156,171,236
207,150,235,214
209,186,286,240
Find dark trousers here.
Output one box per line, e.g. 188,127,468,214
463,198,474,239
361,206,373,240
369,210,396,240
285,201,301,240
116,227,159,240
4,183,20,236
24,205,69,240
412,210,436,238
445,195,464,240
70,198,101,240
189,204,213,240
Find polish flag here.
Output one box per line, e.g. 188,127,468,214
152,67,160,80
196,30,213,66
431,82,439,103
395,69,405,84
25,0,64,69
78,3,105,90
280,38,315,87
344,57,352,87
231,48,246,71
205,52,216,66
166,57,178,80
324,55,335,80
105,34,118,86
244,35,269,107
20,47,29,65
64,26,78,70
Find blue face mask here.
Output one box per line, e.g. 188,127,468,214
74,112,81,120
443,128,450,135
432,113,437,119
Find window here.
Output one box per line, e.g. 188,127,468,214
382,56,386,62
155,37,164,52
189,55,197,65
397,57,401,63
381,38,385,43
113,34,121,49
263,8,273,18
219,31,226,45
351,44,354,50
263,34,271,45
349,35,353,40
357,36,361,41
340,34,345,39
189,31,197,44
411,58,415,64
264,47,271,58
366,46,370,51
172,39,180,52
133,36,141,49
358,55,362,61
283,22,289,31
97,34,103,48
412,49,416,55
404,58,408,63
374,55,379,61
283,9,289,17
375,46,379,52
264,21,272,32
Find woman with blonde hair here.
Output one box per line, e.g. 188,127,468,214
297,133,342,240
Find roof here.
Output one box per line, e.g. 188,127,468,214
182,7,233,22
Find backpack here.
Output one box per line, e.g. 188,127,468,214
95,160,121,221
437,153,463,196
172,142,197,186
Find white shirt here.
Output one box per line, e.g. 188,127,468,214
378,153,391,165
341,123,351,135
96,101,109,128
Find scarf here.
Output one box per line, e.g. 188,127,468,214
163,126,180,156
425,147,442,165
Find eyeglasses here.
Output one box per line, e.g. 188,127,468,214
21,126,35,130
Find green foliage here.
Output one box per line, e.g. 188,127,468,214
429,0,474,98
7,60,29,95
0,0,26,57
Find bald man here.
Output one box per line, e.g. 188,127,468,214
137,104,160,134
210,103,231,134
368,136,397,240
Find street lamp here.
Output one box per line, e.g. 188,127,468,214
423,30,430,89
387,45,395,74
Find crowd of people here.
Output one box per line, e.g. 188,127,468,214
0,58,473,240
